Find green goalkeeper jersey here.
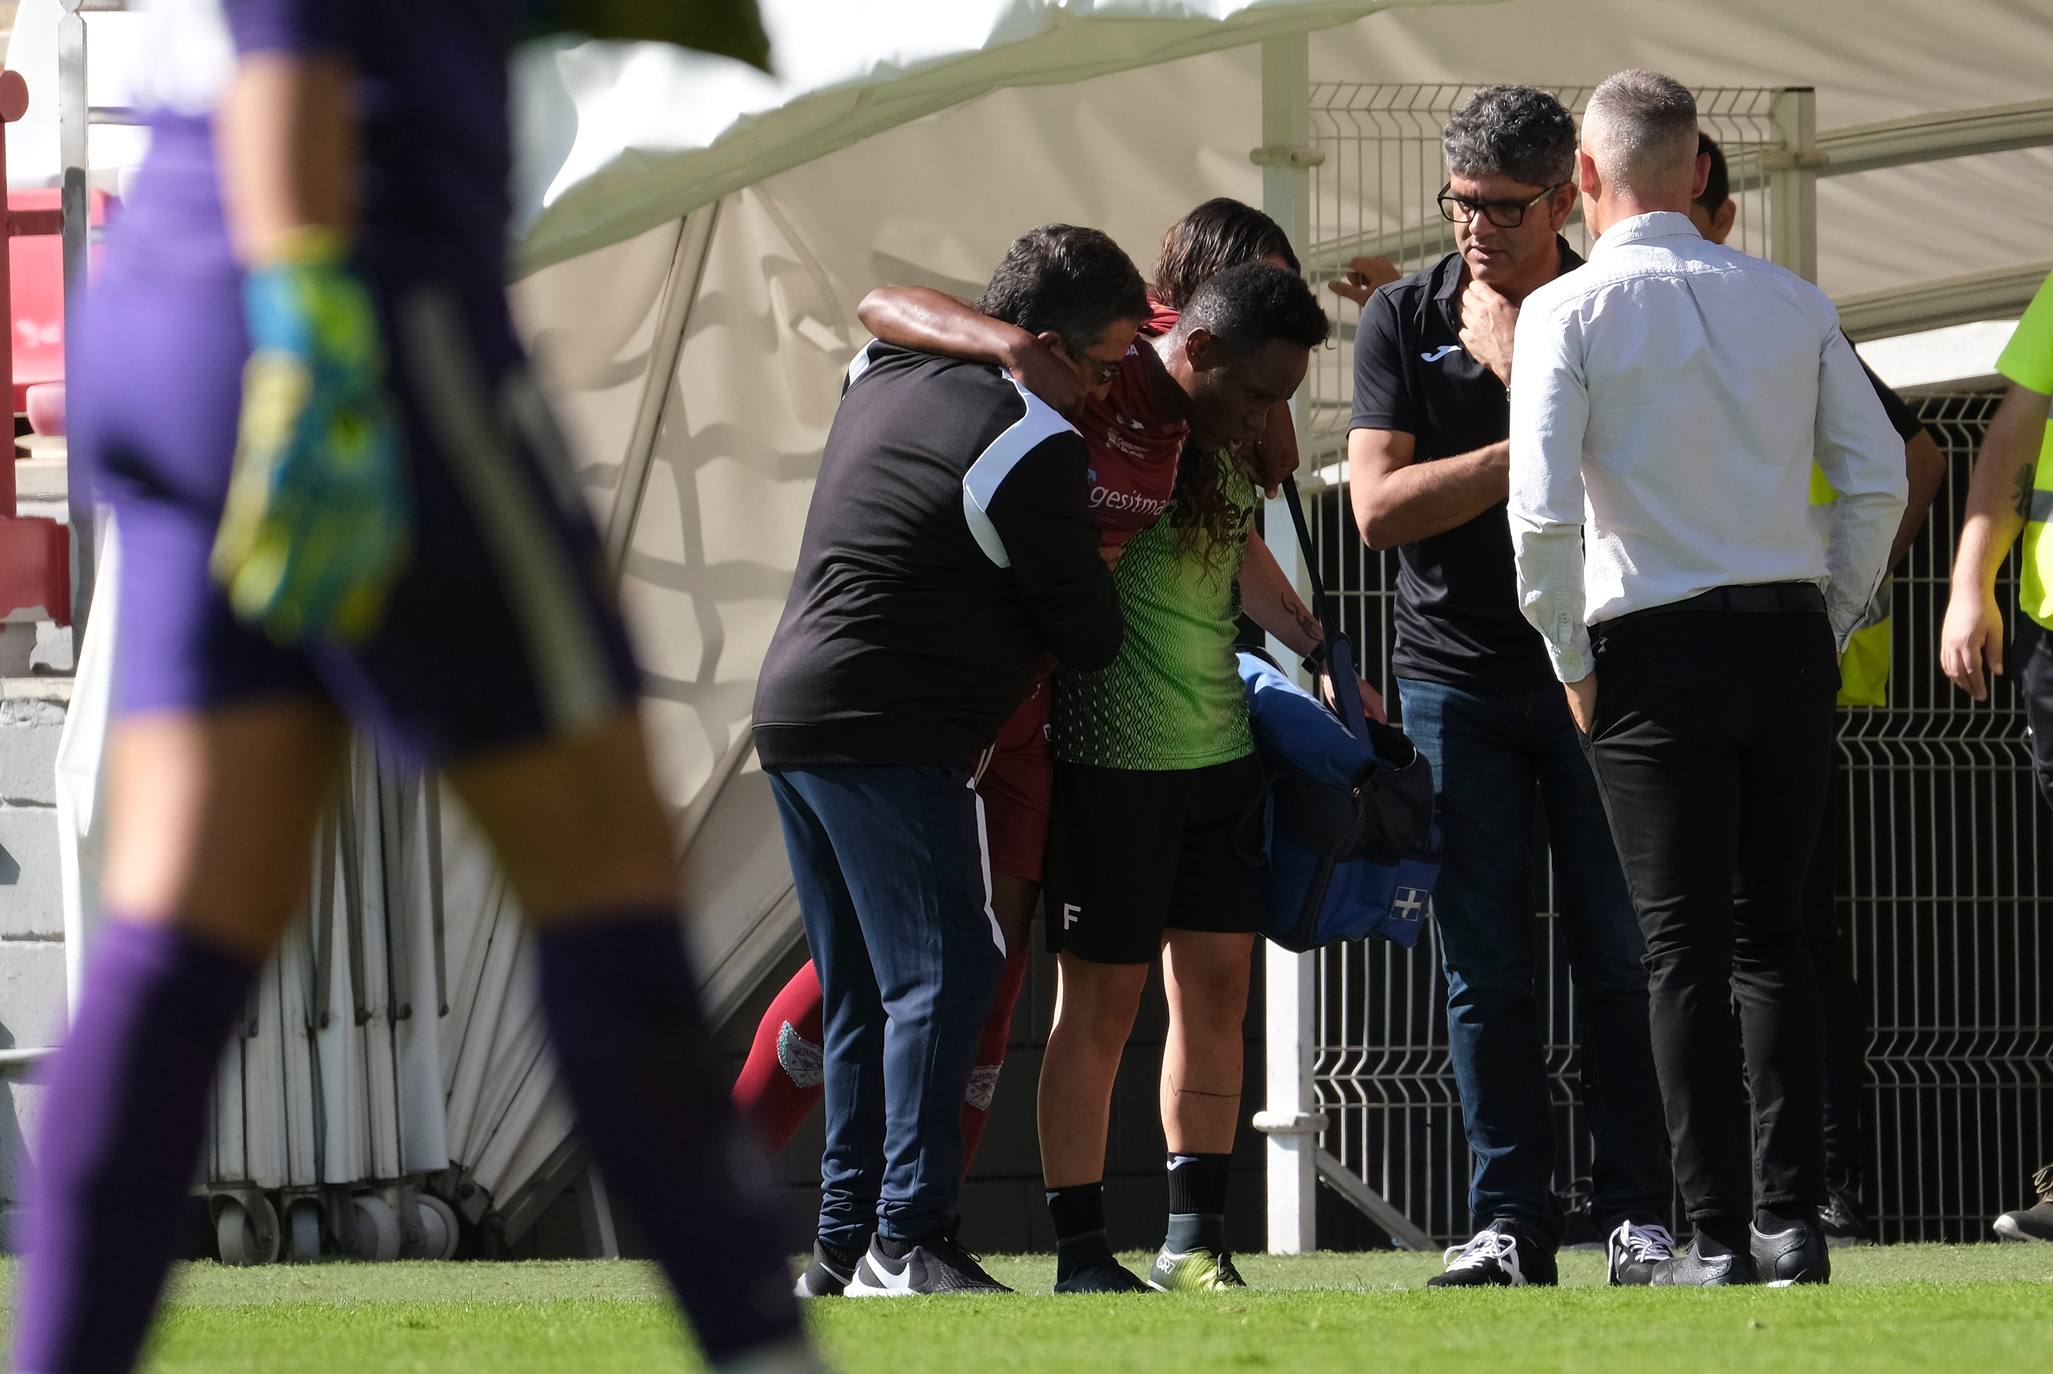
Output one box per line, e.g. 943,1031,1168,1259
1052,454,1256,771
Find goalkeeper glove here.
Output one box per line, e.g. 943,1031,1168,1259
211,228,411,644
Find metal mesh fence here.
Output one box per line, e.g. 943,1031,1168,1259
1296,86,2051,1249
1844,394,2053,1241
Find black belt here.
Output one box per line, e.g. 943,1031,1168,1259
1601,581,1825,630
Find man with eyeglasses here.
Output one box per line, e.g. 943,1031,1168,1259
753,223,1139,1296
1347,84,1673,1289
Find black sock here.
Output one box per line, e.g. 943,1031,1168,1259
1047,1184,1114,1280
1694,1219,1745,1256
819,1235,867,1270
877,1235,914,1261
1756,1205,1814,1235
1164,1152,1230,1253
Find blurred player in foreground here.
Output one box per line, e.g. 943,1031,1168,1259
10,3,822,1371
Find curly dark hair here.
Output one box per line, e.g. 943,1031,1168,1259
1152,199,1299,312
1166,263,1328,573
1442,85,1577,189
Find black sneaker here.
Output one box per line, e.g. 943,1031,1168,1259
843,1233,1011,1296
794,1238,863,1298
1426,1220,1558,1288
1605,1219,1676,1286
1819,1185,1872,1246
1054,1257,1151,1293
1749,1220,1831,1286
1994,1164,2053,1242
1650,1236,1758,1286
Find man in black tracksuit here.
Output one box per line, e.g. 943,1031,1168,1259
752,224,1146,1296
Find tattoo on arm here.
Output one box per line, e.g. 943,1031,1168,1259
2014,460,2037,521
1283,592,1322,643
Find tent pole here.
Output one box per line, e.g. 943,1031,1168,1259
602,201,724,575
1252,32,1323,1259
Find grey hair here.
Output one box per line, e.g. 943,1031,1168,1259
1583,70,1699,193
1442,85,1577,189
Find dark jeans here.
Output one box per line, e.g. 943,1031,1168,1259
1581,600,1837,1224
1801,737,1870,1191
1399,676,1671,1244
767,764,1007,1249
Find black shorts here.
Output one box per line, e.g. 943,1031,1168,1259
1044,755,1265,965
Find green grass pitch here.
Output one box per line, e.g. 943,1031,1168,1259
3,1247,2048,1372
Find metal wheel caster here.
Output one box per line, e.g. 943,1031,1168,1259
411,1195,461,1261
344,1193,403,1262
286,1198,324,1262
213,1193,282,1266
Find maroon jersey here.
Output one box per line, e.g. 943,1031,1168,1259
1076,319,1188,558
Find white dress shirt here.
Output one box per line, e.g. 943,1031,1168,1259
1506,211,1908,683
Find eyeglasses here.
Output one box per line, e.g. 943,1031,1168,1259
1065,343,1124,386
1437,181,1565,229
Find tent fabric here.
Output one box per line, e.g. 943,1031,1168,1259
510,0,1485,274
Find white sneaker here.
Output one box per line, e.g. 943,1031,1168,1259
1606,1219,1676,1286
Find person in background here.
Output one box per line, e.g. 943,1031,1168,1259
752,223,1140,1298
1690,132,1946,1244
11,4,823,1372
1349,84,1673,1290
1938,266,2053,1244
1509,70,1905,1286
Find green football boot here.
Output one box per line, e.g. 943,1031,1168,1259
1147,1246,1247,1292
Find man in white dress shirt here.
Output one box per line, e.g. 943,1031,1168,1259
1505,70,1906,1287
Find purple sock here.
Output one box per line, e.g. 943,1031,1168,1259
13,918,259,1374
536,912,806,1366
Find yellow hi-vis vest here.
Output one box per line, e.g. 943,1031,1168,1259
2015,416,2053,631
1809,464,1891,708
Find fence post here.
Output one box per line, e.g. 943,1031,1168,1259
1766,86,1820,283
1250,33,1323,1256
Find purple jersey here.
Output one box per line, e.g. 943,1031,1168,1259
117,0,515,282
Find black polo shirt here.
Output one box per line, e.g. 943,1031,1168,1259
1350,243,1580,689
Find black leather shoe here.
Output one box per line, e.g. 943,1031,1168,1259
1750,1221,1832,1286
1649,1237,1759,1286
1820,1185,1872,1246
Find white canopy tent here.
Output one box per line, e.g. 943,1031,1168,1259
22,0,2053,1253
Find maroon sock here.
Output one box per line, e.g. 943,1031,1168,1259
537,911,806,1366
957,945,1030,1173
12,918,259,1374
731,960,827,1150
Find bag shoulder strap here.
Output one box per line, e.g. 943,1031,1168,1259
1278,475,1370,744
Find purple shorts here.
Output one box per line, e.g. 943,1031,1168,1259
76,263,643,768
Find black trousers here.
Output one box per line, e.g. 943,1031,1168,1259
2021,618,2053,813
1580,593,1838,1224
1800,738,1869,1192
